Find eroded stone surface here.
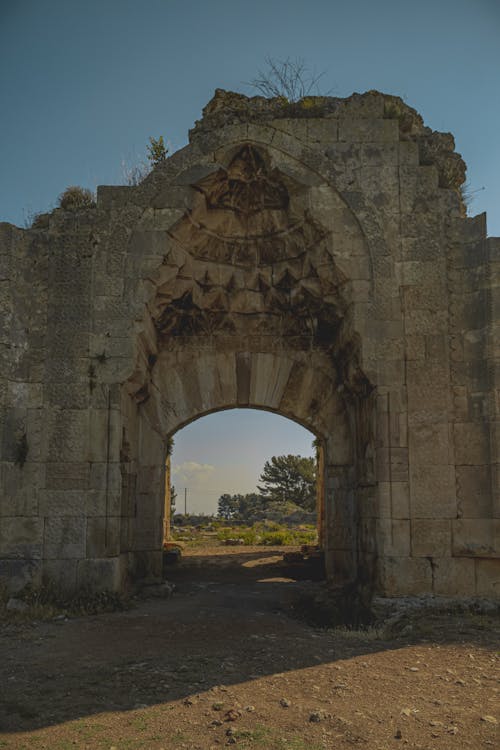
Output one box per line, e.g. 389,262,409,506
0,90,498,597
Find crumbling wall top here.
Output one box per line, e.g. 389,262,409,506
190,89,466,191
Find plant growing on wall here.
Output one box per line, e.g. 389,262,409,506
58,186,96,210
147,135,168,167
248,56,327,102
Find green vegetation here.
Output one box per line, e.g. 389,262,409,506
58,185,96,210
228,521,316,546
147,135,168,167
258,454,316,510
172,519,317,548
217,453,317,521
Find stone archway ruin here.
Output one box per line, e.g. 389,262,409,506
1,90,498,598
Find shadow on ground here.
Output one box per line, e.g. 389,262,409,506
0,549,498,736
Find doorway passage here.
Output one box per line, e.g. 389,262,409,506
163,409,326,586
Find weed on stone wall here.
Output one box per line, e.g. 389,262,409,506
58,185,96,210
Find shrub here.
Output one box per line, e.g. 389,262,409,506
260,530,289,545
147,135,168,167
58,186,96,210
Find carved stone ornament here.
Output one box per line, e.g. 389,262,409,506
169,144,327,266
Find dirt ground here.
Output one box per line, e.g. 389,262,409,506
0,547,498,750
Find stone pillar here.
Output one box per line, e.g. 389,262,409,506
164,453,172,542
324,464,356,584
316,442,325,547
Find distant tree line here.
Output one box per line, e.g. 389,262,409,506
217,454,316,521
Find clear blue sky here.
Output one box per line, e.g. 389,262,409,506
1,0,498,513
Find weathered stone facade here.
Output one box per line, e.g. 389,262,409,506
1,90,498,597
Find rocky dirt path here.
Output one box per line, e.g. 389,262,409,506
0,548,498,749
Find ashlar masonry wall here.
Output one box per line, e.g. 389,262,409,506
0,89,498,598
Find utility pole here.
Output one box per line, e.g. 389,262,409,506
184,487,187,516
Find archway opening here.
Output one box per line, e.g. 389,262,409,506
163,408,325,583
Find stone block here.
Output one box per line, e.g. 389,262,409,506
0,484,38,517
400,235,442,263
86,516,121,557
453,422,490,465
404,335,426,360
431,557,476,596
411,520,451,557
338,118,398,143
360,165,399,208
249,352,294,409
404,282,448,313
266,127,303,158
378,556,433,596
407,364,451,422
492,465,500,517
376,359,405,388
406,308,448,335
377,446,409,482
425,334,448,362
130,516,163,551
120,517,131,552
77,556,126,592
452,519,500,557
0,462,40,516
6,381,42,409
88,408,121,462
409,464,456,518
474,559,500,598
44,358,86,384
409,423,452,466
450,289,489,330
456,465,492,518
399,142,419,166
44,382,90,409
376,519,410,556
0,517,44,558
136,465,164,495
44,516,86,559
360,143,399,166
306,119,338,143
42,559,78,592
451,359,490,392
328,524,355,551
39,490,87,516
45,462,90,490
0,558,42,594
358,518,377,553
89,463,122,514
389,482,410,518
127,549,163,581
462,329,488,361
325,549,356,584
43,409,89,463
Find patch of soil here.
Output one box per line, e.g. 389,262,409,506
0,547,498,749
